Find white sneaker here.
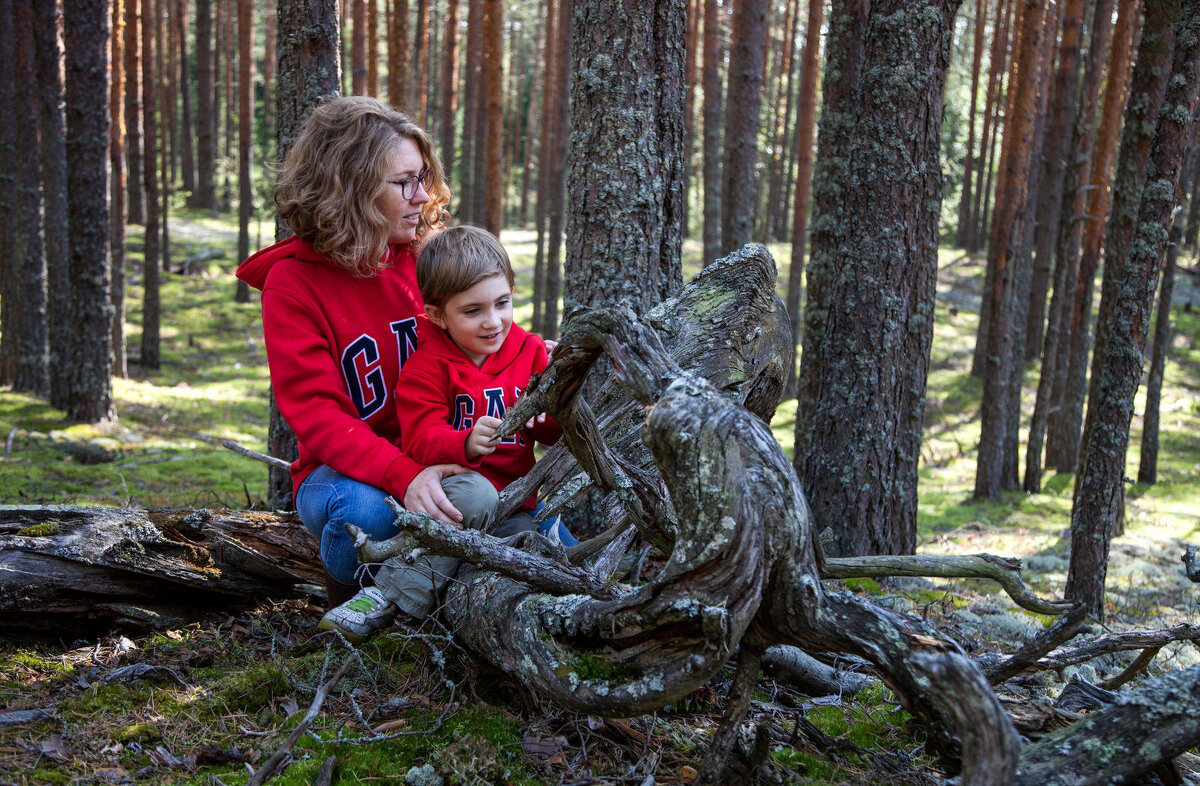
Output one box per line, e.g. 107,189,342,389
317,587,396,643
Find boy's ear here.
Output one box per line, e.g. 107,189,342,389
425,304,447,329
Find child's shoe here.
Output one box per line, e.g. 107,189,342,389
317,586,396,643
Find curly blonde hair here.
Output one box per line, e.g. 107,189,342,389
275,96,451,276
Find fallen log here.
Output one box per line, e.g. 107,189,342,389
0,505,321,633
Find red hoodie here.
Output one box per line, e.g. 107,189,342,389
236,235,427,502
397,315,561,511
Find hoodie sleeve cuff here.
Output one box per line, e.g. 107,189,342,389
381,454,427,503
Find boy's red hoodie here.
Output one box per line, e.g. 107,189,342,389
236,235,427,503
396,315,561,511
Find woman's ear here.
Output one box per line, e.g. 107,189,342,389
425,304,447,329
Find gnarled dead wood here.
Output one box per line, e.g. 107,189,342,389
0,505,321,631
822,553,1074,616
1015,664,1200,784
368,249,1022,781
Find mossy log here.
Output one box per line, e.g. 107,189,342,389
0,505,321,632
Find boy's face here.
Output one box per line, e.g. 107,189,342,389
425,273,513,366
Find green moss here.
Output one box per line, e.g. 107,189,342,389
15,521,65,537
113,722,161,743
212,663,290,714
840,577,882,594
66,683,152,717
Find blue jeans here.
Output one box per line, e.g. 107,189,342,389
296,465,399,585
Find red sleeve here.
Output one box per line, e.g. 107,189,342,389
262,288,424,499
396,364,478,467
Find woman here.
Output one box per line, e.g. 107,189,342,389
237,96,496,639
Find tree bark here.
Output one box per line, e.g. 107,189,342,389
271,0,340,509
177,0,194,195
235,0,251,304
64,0,114,423
1137,216,1179,485
483,0,503,235
1052,0,1136,472
109,0,127,380
955,0,987,249
798,0,962,556
700,0,723,265
1078,0,1180,498
0,506,321,632
351,0,365,94
1067,0,1200,619
34,0,71,411
124,0,145,223
10,0,49,397
565,0,684,317
192,0,217,210
438,0,458,183
1025,0,1085,363
975,0,1052,499
140,0,160,370
783,0,823,399
0,0,16,387
389,0,407,108
719,0,767,254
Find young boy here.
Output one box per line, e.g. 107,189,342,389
318,226,561,642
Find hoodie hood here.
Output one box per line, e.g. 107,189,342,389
236,235,327,291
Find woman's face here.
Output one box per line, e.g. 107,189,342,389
379,137,431,245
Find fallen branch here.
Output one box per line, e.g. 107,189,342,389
1015,664,1200,784
1182,544,1200,582
1035,624,1200,672
985,602,1088,684
761,645,874,698
347,500,624,601
221,440,293,472
822,553,1073,616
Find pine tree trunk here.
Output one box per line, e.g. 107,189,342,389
1137,217,1180,485
272,0,340,509
156,0,170,274
413,0,429,122
565,0,684,317
783,0,822,399
542,0,569,337
532,0,558,334
1041,0,1115,477
483,0,503,234
0,0,15,387
124,0,145,223
34,0,71,411
389,0,407,108
459,0,481,222
761,0,795,243
351,0,365,94
140,0,161,370
177,0,195,196
968,0,1012,254
975,0,1051,499
700,0,723,264
955,0,987,248
720,0,767,254
1079,0,1179,490
64,0,114,423
1054,0,1136,472
439,0,458,181
367,0,379,96
11,0,49,397
192,0,216,209
1067,0,1200,619
235,0,251,304
1025,0,1084,363
798,0,962,556
110,0,128,380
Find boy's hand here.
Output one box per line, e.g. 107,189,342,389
525,412,550,429
466,416,502,460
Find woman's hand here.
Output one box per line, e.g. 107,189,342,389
403,463,470,526
465,416,502,460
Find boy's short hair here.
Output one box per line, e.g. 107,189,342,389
417,225,516,306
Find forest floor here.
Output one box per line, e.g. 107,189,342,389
2,210,1200,784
